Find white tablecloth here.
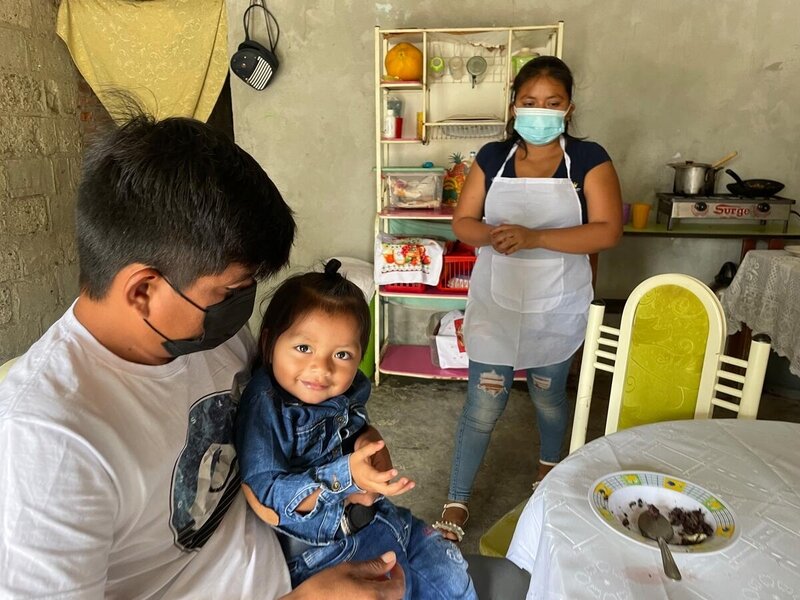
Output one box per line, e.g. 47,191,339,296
507,420,800,599
720,249,800,376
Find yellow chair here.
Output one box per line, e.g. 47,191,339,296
570,273,771,452
478,501,527,558
479,274,771,558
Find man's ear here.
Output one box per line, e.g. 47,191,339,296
120,265,162,318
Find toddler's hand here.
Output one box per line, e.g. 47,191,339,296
349,440,416,498
345,490,380,507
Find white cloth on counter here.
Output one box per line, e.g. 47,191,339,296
719,249,800,376
507,419,800,599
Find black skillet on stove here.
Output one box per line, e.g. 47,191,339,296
726,168,785,197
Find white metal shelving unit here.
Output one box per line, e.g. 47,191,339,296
372,24,564,385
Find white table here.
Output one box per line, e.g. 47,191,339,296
507,420,800,599
720,249,800,376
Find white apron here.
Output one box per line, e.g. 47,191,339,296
464,137,593,369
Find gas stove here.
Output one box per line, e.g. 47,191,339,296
656,193,795,231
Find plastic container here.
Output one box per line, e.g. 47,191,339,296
383,167,445,209
386,96,403,115
465,150,477,176
429,56,445,79
383,109,397,139
512,48,539,75
437,241,476,291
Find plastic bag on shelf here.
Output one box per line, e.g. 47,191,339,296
427,310,467,368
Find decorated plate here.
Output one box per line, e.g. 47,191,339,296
784,245,800,257
588,471,738,554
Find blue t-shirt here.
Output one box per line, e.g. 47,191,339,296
476,136,611,223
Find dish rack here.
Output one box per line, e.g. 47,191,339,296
427,117,506,140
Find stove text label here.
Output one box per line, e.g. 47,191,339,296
713,204,751,217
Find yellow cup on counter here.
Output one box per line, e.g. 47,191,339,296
631,203,651,229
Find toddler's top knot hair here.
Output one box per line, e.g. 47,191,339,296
324,258,342,276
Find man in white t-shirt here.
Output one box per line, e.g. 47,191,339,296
0,115,404,599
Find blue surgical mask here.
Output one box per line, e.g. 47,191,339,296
513,107,567,146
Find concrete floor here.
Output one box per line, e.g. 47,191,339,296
368,370,800,555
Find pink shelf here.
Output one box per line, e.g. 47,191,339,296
379,344,525,381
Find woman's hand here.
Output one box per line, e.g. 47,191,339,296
346,489,380,507
349,441,415,498
490,224,536,255
281,551,405,599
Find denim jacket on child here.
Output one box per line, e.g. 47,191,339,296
235,367,370,545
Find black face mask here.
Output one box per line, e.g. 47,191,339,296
145,277,257,357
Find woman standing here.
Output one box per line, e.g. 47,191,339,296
433,56,623,542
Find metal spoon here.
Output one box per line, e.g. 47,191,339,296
638,510,682,581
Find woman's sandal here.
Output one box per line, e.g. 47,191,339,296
432,502,469,543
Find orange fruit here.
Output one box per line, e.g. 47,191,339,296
385,43,423,81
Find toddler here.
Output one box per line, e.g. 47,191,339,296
235,260,476,600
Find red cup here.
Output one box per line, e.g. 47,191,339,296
394,117,403,139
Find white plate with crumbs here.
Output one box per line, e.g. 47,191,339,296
784,245,800,257
589,471,738,554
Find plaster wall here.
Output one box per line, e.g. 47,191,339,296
0,0,83,362
227,0,799,301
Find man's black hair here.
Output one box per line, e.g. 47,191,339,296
76,114,295,297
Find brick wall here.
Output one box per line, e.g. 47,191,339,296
0,0,89,362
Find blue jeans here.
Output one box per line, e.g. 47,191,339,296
287,501,476,600
448,357,573,502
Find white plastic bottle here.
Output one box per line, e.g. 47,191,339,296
383,109,397,139
464,150,477,175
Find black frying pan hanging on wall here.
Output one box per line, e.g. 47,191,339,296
726,169,785,197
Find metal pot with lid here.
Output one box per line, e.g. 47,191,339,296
667,151,738,196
